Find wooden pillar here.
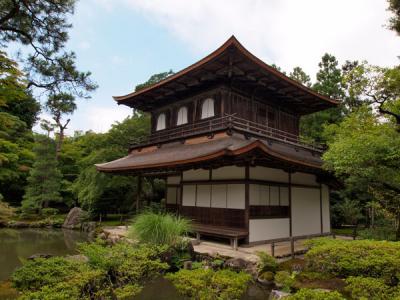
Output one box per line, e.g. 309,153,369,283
136,175,142,213
288,171,293,237
319,183,323,234
244,164,250,244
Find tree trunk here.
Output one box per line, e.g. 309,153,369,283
136,176,142,213
352,224,358,240
55,127,64,161
396,213,400,241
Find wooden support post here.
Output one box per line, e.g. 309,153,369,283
232,238,238,251
271,242,275,257
136,175,142,213
290,238,295,259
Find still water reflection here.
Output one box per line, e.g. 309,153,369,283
0,228,89,281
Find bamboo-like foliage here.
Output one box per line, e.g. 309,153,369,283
129,212,192,246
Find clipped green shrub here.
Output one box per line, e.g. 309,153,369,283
129,211,191,246
256,251,278,274
344,276,395,300
305,238,400,282
0,200,14,222
286,288,345,300
259,271,274,282
166,268,252,300
41,208,59,217
12,241,169,299
274,271,297,292
12,257,106,299
79,240,169,281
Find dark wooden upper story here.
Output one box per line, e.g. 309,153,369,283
114,36,338,152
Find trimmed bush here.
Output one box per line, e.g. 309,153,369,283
345,276,395,300
12,241,169,299
286,288,345,300
129,211,191,246
41,208,59,217
166,268,252,300
305,238,400,282
256,251,278,274
275,271,297,292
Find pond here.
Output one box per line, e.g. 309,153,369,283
0,228,89,299
0,228,271,300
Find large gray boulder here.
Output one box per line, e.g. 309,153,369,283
62,207,86,229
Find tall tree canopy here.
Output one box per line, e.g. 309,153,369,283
323,106,400,239
289,66,312,87
0,52,38,204
0,0,97,98
22,135,62,211
300,54,345,143
388,0,400,34
135,70,174,92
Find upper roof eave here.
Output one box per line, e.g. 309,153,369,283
113,36,339,107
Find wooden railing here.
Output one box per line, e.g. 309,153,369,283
130,114,323,152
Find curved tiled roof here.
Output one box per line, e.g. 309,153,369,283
95,134,323,173
114,36,338,112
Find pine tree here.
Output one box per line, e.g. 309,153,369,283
22,135,62,212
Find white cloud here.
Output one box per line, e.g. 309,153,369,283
78,41,91,50
84,106,132,133
122,0,400,78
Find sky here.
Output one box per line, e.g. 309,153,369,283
34,0,400,135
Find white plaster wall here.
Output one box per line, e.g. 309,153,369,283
322,184,331,233
211,185,227,208
196,185,211,207
291,172,317,186
212,166,245,180
182,185,196,206
291,187,321,236
227,184,245,209
249,166,288,182
250,185,270,205
183,169,209,181
280,187,289,206
270,186,280,205
249,218,290,242
167,176,181,185
166,187,177,204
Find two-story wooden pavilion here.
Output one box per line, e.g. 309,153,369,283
96,36,338,248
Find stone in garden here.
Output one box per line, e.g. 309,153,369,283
183,260,192,270
224,257,248,271
62,207,86,229
28,253,53,260
269,289,290,300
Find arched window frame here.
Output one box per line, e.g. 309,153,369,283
176,106,188,126
201,98,215,119
156,112,166,131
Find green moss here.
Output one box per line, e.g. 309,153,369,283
166,268,252,300
287,288,345,300
304,238,400,282
345,276,396,300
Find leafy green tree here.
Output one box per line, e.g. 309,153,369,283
45,93,77,160
289,66,311,87
22,135,62,211
71,113,151,217
342,62,400,132
323,106,400,240
135,70,174,92
0,52,37,204
0,0,97,99
388,0,400,34
300,54,345,143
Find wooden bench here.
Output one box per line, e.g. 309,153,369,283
192,223,248,250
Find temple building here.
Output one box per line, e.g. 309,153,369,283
96,36,338,248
